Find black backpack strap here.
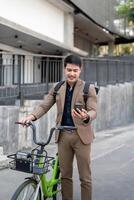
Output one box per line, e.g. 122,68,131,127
53,80,65,99
95,86,99,94
83,82,90,108
83,82,100,109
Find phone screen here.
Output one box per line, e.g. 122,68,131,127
74,103,83,112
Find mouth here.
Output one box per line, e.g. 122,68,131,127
68,76,75,80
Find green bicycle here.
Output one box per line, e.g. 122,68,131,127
8,121,64,200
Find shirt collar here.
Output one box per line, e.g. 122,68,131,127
66,81,77,91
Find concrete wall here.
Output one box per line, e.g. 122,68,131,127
0,82,134,154
94,82,134,131
74,33,93,55
0,0,74,45
0,106,20,154
0,0,64,42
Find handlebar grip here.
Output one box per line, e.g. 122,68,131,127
15,122,24,125
15,121,31,127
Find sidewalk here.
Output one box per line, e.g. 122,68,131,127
1,123,134,169
92,122,134,160
95,123,134,140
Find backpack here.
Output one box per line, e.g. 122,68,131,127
53,81,99,109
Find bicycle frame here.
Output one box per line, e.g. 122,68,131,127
9,122,76,200
40,154,60,198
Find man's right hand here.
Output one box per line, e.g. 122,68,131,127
19,114,36,125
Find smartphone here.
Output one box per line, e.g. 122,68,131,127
74,103,83,112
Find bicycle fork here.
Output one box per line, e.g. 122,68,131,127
32,176,43,200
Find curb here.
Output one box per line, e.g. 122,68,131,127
0,156,9,170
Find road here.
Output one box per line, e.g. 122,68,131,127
0,124,134,200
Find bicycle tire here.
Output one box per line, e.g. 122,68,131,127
11,179,41,200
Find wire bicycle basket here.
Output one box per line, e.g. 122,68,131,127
8,149,55,175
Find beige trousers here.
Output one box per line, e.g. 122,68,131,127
58,130,92,200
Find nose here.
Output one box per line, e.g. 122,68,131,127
70,70,74,76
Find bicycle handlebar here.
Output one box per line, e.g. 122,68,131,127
15,122,77,146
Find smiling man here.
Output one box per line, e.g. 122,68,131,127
20,54,97,200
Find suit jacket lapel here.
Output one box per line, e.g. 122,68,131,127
59,81,66,111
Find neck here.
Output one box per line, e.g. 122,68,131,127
67,81,76,88
68,83,74,87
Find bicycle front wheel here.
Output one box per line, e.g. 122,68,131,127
11,179,41,200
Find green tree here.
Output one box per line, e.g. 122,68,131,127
116,0,134,22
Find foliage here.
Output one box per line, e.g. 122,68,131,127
128,7,134,21
117,4,129,17
122,44,132,54
116,0,134,22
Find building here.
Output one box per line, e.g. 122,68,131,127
0,0,133,93
1,0,134,55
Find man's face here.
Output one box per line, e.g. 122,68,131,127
64,63,81,85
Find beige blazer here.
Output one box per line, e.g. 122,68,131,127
32,79,97,144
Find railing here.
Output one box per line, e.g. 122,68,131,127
0,55,63,103
0,85,19,99
0,54,134,104
82,58,134,85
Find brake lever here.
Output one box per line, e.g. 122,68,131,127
15,121,30,127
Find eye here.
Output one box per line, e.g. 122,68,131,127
67,69,72,72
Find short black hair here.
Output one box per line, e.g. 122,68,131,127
64,54,82,68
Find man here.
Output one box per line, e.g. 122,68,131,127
20,54,97,200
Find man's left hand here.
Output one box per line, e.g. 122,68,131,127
72,108,89,121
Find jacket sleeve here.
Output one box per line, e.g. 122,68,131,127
31,86,56,120
86,85,97,121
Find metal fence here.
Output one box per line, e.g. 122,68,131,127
0,54,134,104
0,55,63,103
82,58,134,86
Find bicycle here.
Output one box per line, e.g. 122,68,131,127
8,121,73,200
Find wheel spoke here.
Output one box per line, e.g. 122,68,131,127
17,184,35,199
